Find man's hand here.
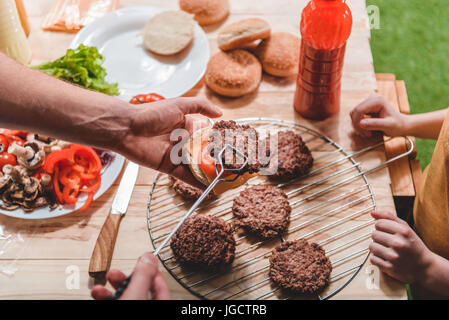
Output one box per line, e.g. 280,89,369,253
369,211,434,284
118,97,222,187
91,253,170,300
350,93,407,138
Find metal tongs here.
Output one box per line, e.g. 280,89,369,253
111,145,249,299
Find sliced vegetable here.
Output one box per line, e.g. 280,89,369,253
1,129,28,139
198,143,231,179
43,144,102,210
130,93,165,105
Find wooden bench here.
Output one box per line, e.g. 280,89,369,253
376,74,423,224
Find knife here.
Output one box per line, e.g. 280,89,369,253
89,161,139,278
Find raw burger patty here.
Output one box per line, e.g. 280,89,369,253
269,239,332,294
170,215,235,267
268,130,313,180
170,177,214,200
232,185,291,239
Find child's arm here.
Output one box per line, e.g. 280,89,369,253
351,93,447,140
405,110,448,140
370,211,449,298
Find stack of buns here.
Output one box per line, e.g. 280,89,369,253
204,18,301,97
172,0,301,98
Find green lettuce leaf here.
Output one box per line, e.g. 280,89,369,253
32,44,119,96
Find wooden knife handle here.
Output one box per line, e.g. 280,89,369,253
89,213,123,278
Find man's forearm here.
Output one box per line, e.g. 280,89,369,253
403,109,448,140
0,53,131,151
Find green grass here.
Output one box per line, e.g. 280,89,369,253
367,0,449,168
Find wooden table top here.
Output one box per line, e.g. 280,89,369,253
0,0,407,299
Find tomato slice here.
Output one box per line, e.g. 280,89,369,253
198,143,232,178
198,143,217,177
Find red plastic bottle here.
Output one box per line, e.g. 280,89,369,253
294,0,352,120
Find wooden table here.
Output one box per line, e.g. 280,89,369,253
0,0,407,299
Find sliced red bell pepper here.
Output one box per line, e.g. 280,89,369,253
44,148,75,174
44,144,102,211
53,166,65,204
80,192,94,211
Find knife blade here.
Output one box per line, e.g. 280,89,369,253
111,161,140,215
89,161,139,278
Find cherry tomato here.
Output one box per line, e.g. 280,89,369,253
0,135,9,153
0,152,17,170
1,129,28,139
129,93,165,104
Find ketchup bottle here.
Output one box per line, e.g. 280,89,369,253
294,0,352,120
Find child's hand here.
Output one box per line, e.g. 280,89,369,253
350,94,408,137
370,211,434,284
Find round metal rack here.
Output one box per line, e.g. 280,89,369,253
147,118,414,300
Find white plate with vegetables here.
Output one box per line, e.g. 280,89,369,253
70,6,210,101
0,131,125,220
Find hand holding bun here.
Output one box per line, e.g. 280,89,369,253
218,18,271,51
179,0,229,26
205,50,262,97
256,32,300,77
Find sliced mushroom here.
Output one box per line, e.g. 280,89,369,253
39,174,52,188
0,164,59,213
0,203,20,211
26,133,71,154
3,165,28,184
0,174,11,191
8,142,45,170
33,196,50,208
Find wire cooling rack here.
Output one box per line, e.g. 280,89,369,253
146,118,414,300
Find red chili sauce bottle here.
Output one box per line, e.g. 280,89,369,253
294,0,352,120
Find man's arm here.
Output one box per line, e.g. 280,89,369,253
0,52,130,150
0,53,222,186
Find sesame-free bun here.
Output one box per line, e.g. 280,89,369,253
218,18,271,51
255,32,300,77
205,50,262,97
179,0,229,26
143,11,195,56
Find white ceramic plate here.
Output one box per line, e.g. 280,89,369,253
0,154,125,220
70,6,210,101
